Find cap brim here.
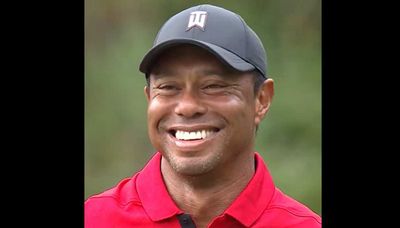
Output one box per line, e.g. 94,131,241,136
139,39,255,74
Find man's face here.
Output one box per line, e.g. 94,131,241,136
145,45,263,176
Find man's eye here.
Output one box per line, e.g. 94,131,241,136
204,84,224,89
159,85,177,90
153,84,180,96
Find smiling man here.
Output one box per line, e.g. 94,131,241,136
85,4,321,228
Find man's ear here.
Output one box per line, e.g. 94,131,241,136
144,86,150,102
255,78,274,126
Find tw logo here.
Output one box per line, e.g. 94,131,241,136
186,11,208,31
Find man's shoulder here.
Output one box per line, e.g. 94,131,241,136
256,188,321,227
84,172,156,228
85,172,141,209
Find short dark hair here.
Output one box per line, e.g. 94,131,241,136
252,70,266,133
145,73,150,86
252,70,266,95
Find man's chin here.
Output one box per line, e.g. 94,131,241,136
164,152,223,176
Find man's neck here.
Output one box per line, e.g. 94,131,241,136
161,153,255,228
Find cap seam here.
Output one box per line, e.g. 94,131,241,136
236,14,248,62
235,15,266,78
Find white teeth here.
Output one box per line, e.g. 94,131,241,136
175,130,216,140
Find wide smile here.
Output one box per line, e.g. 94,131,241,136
167,126,221,151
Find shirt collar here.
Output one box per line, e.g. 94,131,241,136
224,152,276,227
136,152,276,226
136,152,183,221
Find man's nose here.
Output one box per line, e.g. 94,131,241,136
174,90,207,118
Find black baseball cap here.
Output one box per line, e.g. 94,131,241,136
139,4,267,78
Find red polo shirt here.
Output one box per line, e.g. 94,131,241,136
85,152,321,227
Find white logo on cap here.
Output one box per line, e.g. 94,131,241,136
187,11,208,31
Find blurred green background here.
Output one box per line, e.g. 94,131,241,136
85,0,321,215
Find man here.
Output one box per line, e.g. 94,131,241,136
85,4,321,228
